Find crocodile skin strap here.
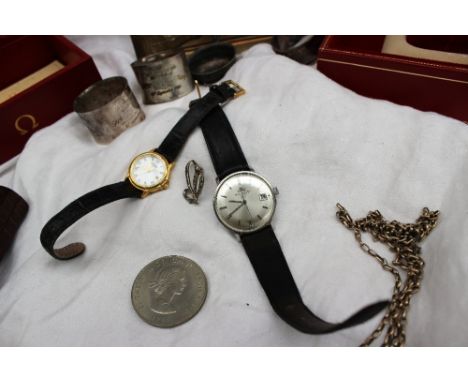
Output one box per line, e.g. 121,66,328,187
199,106,387,334
199,105,250,180
40,180,142,260
157,81,238,163
40,81,242,260
0,186,28,259
241,225,387,334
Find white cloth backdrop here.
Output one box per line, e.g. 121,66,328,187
0,36,467,346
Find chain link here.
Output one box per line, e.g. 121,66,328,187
336,203,439,347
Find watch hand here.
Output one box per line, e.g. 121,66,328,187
228,200,243,203
244,203,254,220
238,192,254,220
227,202,245,218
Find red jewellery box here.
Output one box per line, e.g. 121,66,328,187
317,36,468,124
0,36,101,165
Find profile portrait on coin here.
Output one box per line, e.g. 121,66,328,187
147,266,188,314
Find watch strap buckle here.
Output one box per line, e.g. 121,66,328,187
223,80,246,99
209,80,246,105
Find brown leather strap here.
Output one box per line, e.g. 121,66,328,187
0,186,28,259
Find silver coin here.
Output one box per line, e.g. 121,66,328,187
131,256,207,328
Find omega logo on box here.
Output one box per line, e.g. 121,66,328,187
0,36,102,165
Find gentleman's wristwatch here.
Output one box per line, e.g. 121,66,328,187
198,96,387,334
40,80,244,260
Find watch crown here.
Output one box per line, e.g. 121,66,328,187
272,187,279,196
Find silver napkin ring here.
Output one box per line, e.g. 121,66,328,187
73,76,145,144
131,49,194,104
183,160,204,204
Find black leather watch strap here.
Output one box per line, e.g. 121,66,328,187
200,106,250,180
157,81,240,163
241,226,387,334
40,179,142,260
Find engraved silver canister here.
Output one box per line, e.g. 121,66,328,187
130,35,192,60
73,76,145,144
131,50,194,104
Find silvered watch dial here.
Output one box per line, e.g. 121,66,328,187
214,171,276,233
129,152,168,190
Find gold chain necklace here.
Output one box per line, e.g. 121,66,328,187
335,203,440,346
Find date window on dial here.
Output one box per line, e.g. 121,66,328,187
259,193,269,201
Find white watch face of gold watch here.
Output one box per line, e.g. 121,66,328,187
129,152,169,190
213,171,276,233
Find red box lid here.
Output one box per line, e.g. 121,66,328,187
317,36,468,124
0,36,102,165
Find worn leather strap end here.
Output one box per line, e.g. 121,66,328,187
40,180,141,260
50,242,86,260
241,225,388,334
333,300,389,332
0,186,29,259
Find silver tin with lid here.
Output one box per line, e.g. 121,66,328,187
131,49,194,104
